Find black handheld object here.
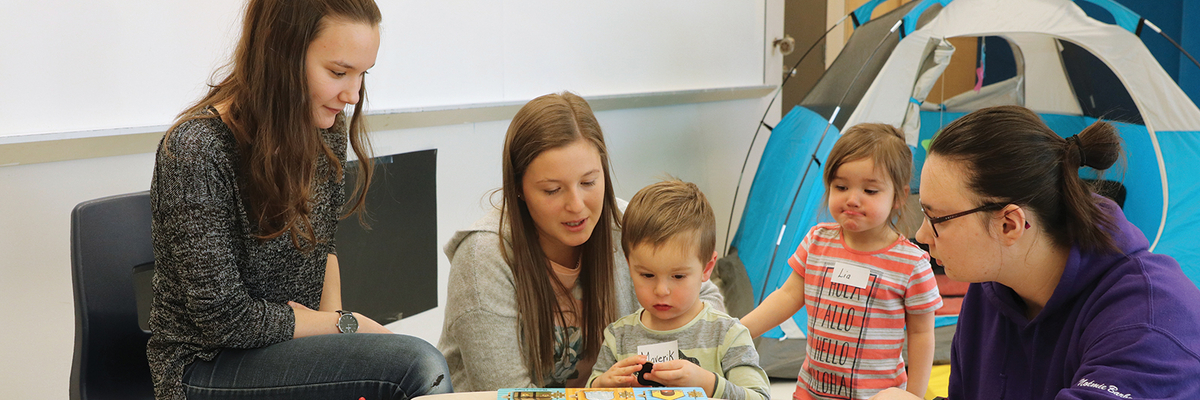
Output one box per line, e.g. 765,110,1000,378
635,362,665,387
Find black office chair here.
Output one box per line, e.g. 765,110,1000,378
70,191,156,400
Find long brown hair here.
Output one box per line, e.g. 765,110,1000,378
500,92,620,386
930,105,1123,252
167,0,381,249
824,123,913,232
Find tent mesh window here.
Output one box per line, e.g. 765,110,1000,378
1059,40,1144,125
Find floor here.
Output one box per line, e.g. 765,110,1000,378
769,378,795,400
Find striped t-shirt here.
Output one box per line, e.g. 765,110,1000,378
588,303,771,400
788,223,942,400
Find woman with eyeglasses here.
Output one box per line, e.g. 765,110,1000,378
870,105,1200,400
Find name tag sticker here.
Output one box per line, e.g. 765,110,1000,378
831,262,870,289
637,340,678,363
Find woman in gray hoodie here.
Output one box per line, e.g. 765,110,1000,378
438,92,724,391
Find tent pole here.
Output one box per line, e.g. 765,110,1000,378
755,19,903,306
723,14,850,257
1144,20,1200,73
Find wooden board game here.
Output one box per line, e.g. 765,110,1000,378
498,388,707,400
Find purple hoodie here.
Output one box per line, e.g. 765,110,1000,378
948,198,1200,399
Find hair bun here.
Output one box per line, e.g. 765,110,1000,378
1073,121,1120,170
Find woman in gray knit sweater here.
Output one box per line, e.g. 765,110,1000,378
438,92,724,391
147,0,451,399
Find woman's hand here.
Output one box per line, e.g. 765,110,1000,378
288,301,393,336
868,387,924,400
593,355,648,388
645,360,717,397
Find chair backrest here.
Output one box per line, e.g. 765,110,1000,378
70,191,155,400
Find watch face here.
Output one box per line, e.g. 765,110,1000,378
337,312,359,333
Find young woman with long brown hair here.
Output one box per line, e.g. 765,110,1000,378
147,0,451,398
869,106,1200,400
438,92,725,391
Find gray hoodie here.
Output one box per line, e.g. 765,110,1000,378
438,201,725,391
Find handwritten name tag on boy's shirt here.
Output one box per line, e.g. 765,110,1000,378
638,341,678,363
831,262,870,289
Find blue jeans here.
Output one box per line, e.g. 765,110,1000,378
181,333,453,399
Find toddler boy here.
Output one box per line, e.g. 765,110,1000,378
588,179,770,400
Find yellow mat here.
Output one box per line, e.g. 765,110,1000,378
925,364,951,400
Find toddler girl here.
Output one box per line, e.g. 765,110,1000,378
741,123,942,400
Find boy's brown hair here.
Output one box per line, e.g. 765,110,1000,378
823,123,912,231
622,178,716,265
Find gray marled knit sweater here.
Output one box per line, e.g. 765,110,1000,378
147,109,344,400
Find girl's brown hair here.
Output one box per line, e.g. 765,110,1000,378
167,0,381,249
929,105,1122,252
501,92,620,386
823,123,913,232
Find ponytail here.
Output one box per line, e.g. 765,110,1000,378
930,105,1123,253
1059,121,1122,252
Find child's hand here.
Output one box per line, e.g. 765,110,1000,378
593,355,647,388
645,360,716,396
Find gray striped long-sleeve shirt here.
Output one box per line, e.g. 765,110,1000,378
146,109,345,400
588,303,771,400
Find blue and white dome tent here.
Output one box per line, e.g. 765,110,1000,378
729,0,1200,376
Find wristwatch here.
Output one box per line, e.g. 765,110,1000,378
335,310,358,333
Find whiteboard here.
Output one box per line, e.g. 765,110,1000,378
1,1,766,139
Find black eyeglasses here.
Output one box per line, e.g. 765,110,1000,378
922,202,1007,237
